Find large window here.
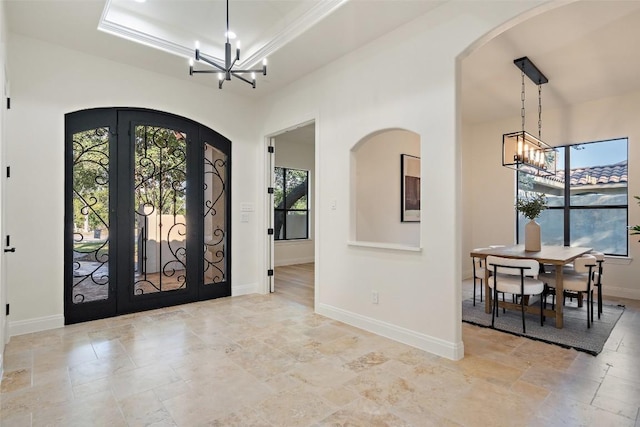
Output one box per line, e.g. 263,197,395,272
274,167,309,240
517,138,628,256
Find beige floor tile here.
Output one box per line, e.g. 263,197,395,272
320,385,362,407
593,374,640,419
0,368,32,393
156,387,231,425
315,334,376,362
437,380,543,427
287,357,358,389
346,368,417,407
206,406,273,427
152,378,192,402
226,340,297,380
108,364,183,400
71,376,112,399
2,350,33,372
510,339,578,371
315,397,412,426
32,366,70,387
439,353,525,387
32,343,97,373
256,388,336,427
519,365,601,405
91,337,129,359
1,380,75,419
0,411,32,427
343,351,390,373
68,354,136,385
172,354,246,384
536,392,636,426
163,373,274,425
118,389,176,427
32,390,127,427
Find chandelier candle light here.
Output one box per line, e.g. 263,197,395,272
189,0,267,89
502,57,556,177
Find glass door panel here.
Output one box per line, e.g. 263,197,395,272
133,125,188,295
204,144,227,285
72,127,111,303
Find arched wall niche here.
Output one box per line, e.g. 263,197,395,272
350,128,421,248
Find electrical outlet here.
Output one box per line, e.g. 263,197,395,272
371,290,379,304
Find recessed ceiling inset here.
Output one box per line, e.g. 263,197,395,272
98,0,348,70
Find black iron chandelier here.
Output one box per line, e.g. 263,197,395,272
502,57,556,177
189,0,267,89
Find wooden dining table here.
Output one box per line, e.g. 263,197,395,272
470,245,592,328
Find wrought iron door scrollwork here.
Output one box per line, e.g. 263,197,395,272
72,127,110,303
133,126,187,294
204,146,227,284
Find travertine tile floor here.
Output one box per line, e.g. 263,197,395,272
1,277,639,426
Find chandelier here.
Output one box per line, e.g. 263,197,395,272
189,0,267,89
502,57,556,177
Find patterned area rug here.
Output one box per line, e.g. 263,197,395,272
462,297,624,355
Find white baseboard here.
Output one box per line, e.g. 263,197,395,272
604,286,640,301
274,256,315,267
233,282,261,296
317,303,464,361
8,314,64,338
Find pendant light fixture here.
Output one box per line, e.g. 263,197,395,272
189,0,267,89
502,57,556,176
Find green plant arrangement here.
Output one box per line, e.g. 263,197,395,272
516,193,548,221
630,195,640,241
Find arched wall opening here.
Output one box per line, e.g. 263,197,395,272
350,128,421,248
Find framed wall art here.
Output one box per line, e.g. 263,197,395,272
401,154,420,222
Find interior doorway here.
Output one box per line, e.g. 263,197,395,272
267,121,316,307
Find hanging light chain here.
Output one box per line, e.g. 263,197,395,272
521,68,526,133
538,83,542,140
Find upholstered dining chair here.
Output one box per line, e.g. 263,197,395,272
486,255,545,333
471,248,491,306
540,254,597,328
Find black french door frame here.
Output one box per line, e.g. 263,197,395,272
64,108,231,324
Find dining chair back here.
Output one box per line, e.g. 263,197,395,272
541,254,597,328
486,256,544,333
471,248,491,306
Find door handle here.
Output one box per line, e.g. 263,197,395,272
4,247,15,253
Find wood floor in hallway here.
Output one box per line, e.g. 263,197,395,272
274,262,314,308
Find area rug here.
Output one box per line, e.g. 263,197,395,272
462,298,624,355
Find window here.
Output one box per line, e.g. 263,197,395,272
274,167,309,240
517,138,628,256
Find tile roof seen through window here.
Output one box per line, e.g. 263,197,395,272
550,160,627,186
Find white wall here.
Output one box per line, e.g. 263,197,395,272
274,132,315,266
257,1,541,360
5,34,264,334
463,90,640,300
354,129,420,247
